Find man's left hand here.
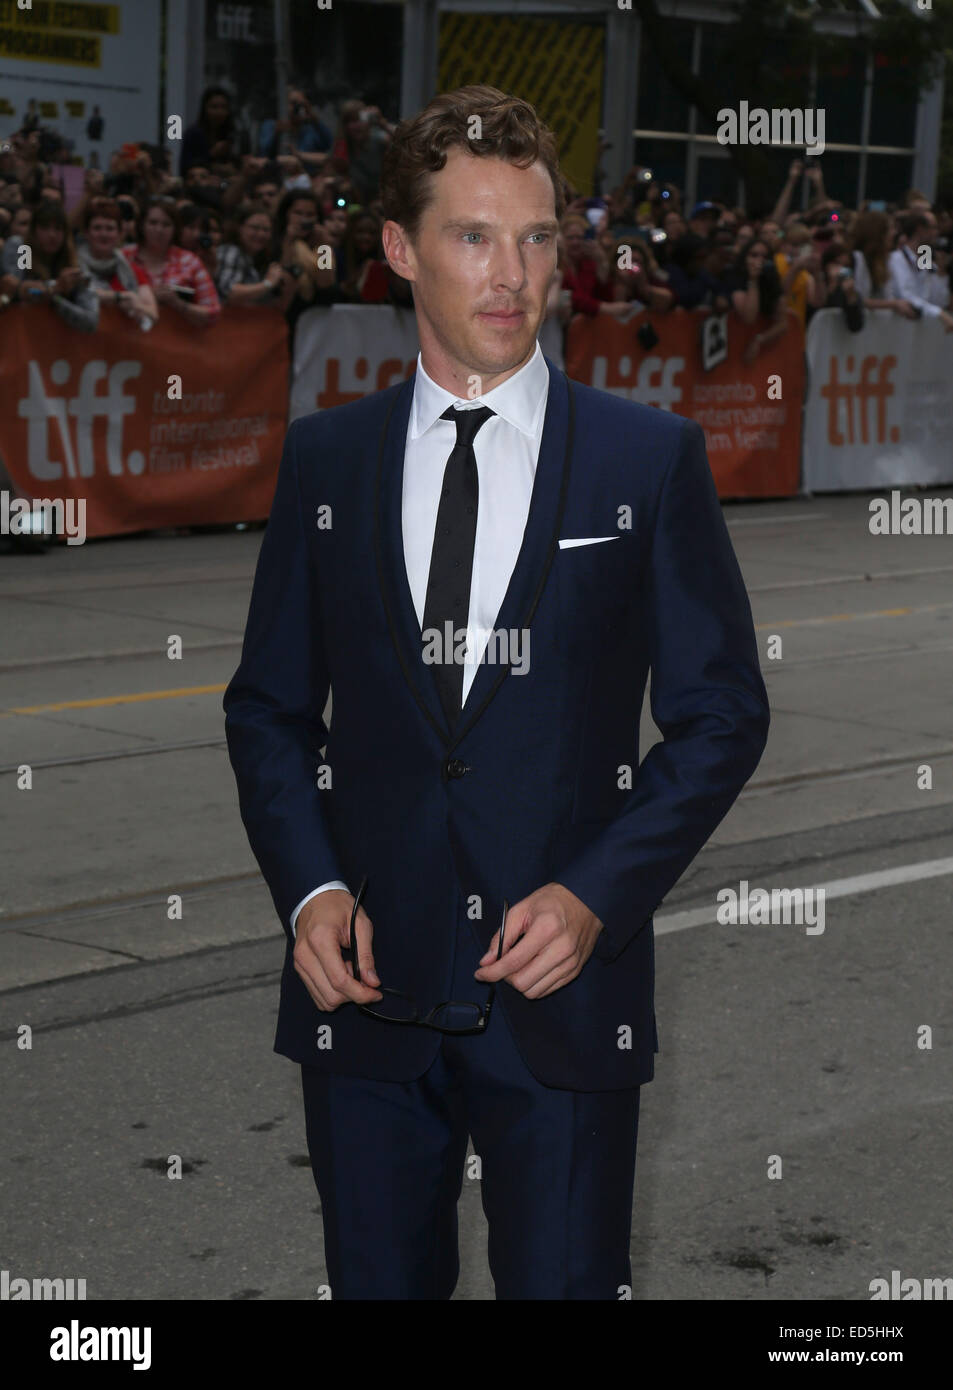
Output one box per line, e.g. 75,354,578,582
474,883,603,999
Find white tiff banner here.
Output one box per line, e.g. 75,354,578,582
803,308,953,491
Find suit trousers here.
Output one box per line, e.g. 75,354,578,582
300,904,641,1299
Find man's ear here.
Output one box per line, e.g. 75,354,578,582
382,220,415,284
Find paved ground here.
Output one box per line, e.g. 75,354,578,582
1,491,951,1300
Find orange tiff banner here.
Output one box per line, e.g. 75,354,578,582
566,308,804,498
0,303,290,538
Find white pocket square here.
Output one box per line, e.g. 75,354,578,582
558,536,620,549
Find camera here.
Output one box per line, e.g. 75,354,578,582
650,229,667,245
638,169,654,184
293,103,307,119
198,234,213,250
836,266,851,280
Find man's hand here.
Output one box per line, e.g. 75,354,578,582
474,883,603,999
293,889,383,1012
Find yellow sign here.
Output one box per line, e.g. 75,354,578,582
437,14,604,198
0,1,120,34
0,25,100,65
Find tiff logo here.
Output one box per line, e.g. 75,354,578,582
591,354,683,410
18,359,143,481
819,355,898,447
216,4,254,40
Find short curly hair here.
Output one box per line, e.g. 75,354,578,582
380,85,565,243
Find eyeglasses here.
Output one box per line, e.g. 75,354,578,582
349,876,507,1034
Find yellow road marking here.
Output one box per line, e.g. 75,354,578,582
4,600,951,714
6,684,227,715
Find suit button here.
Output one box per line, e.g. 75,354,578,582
444,757,468,779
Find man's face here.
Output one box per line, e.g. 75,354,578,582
186,166,209,188
256,182,280,214
383,148,558,394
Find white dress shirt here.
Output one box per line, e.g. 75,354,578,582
290,340,550,934
886,246,951,318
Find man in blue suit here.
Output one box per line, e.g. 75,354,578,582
223,85,769,1300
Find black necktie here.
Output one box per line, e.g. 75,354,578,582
422,403,496,729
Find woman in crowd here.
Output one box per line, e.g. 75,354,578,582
123,197,221,327
77,197,157,328
849,210,920,319
215,201,289,306
0,200,98,330
728,235,788,364
607,236,673,312
180,87,249,176
6,204,31,243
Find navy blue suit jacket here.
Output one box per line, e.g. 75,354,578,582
223,355,770,1091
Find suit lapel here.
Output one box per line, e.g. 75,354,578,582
373,354,574,752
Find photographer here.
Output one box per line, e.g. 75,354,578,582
608,236,673,313
813,244,864,333
178,204,224,279
728,235,788,365
76,197,158,329
259,89,333,172
275,188,338,332
0,201,98,331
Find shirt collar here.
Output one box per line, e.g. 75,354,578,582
410,339,548,441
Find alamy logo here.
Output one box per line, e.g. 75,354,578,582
18,359,143,480
422,623,531,676
716,880,825,935
49,1320,151,1371
869,1271,953,1300
1,1269,86,1299
716,102,825,156
1,490,86,545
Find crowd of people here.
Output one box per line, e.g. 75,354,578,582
0,86,407,338
1,87,951,354
559,156,953,356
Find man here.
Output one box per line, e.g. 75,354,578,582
224,85,770,1301
686,200,721,240
258,88,333,172
887,209,953,329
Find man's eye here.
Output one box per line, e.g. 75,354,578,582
462,232,482,244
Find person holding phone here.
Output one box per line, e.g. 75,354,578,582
0,200,98,331
122,197,221,327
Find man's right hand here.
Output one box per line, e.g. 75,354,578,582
293,889,383,1012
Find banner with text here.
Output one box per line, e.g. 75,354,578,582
804,308,953,491
565,307,804,498
0,303,289,538
0,0,161,164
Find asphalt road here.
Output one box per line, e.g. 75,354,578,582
2,491,951,1301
